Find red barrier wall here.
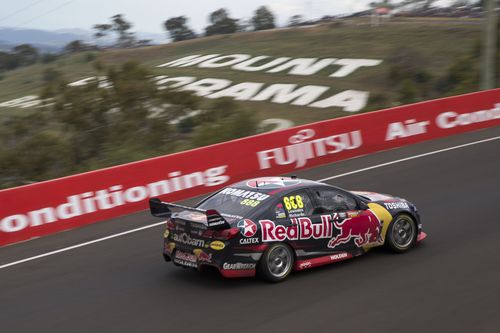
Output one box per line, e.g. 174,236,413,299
1,89,499,246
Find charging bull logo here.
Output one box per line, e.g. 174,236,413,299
328,214,382,249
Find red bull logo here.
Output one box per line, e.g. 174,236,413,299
193,249,212,263
328,214,381,249
259,216,333,242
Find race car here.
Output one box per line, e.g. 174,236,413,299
150,176,426,282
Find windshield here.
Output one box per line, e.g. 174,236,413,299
197,187,271,218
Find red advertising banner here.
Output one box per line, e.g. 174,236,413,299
1,89,499,246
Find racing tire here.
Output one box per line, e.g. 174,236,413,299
385,214,417,253
257,243,294,283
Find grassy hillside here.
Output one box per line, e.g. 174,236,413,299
0,17,483,126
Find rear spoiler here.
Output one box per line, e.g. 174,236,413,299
149,198,231,229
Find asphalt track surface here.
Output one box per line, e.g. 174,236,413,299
2,126,500,333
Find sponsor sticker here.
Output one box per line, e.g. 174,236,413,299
330,253,349,261
288,209,306,218
193,249,213,263
383,202,409,210
299,261,312,269
275,203,287,219
175,250,197,262
328,212,381,249
347,211,359,218
172,233,205,247
218,187,270,201
206,210,226,227
164,242,175,253
222,262,256,270
239,237,259,245
174,250,198,267
259,216,333,242
210,240,225,251
163,229,170,238
240,199,261,207
238,219,257,237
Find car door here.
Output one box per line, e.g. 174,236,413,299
311,187,382,251
261,190,316,245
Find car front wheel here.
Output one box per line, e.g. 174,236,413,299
385,214,417,253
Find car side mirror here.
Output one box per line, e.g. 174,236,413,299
358,201,369,210
334,204,349,212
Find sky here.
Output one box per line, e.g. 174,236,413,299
0,0,379,35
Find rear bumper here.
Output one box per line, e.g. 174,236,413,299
163,242,258,278
219,268,256,278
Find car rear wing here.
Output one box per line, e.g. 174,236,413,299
149,198,231,229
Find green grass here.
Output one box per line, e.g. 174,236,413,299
0,17,482,126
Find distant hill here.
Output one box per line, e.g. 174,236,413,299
0,27,90,51
0,27,167,52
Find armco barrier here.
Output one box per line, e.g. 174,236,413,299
1,89,499,246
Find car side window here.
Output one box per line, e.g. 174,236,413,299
274,191,314,218
314,189,358,212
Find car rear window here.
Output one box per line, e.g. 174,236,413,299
197,187,271,217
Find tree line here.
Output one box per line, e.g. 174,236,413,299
0,44,58,73
0,61,257,189
164,6,276,42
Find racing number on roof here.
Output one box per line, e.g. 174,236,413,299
240,199,260,207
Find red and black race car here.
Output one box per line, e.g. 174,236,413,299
150,177,427,282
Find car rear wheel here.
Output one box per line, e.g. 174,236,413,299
385,214,417,253
258,243,294,282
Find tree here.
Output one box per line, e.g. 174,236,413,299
64,40,88,53
12,44,39,65
164,16,197,42
205,8,238,36
193,99,257,146
136,39,153,47
236,18,252,32
288,14,304,27
41,53,58,63
93,14,137,48
251,6,276,31
42,68,63,83
0,52,20,71
111,14,136,48
93,24,112,44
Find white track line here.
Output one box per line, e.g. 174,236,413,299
0,222,165,269
318,135,500,182
2,134,500,270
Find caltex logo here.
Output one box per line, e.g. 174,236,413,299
238,219,257,237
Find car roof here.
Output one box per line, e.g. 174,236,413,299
230,177,325,196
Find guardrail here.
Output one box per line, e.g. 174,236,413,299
1,89,499,246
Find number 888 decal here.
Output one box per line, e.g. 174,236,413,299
240,199,261,207
283,195,304,211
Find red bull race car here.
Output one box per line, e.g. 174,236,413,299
150,177,427,282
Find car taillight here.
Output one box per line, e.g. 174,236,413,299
203,227,239,240
166,219,175,230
